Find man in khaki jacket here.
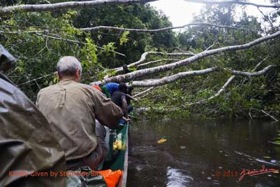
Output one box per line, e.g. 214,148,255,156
36,56,123,170
1,44,67,186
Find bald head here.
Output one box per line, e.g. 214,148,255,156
56,56,82,81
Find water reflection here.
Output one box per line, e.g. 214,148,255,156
166,167,193,187
127,118,280,187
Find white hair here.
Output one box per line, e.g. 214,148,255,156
56,56,82,77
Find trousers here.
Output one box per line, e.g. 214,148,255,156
66,121,108,170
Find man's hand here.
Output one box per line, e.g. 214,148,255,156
122,117,131,123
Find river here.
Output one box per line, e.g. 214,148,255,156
127,118,280,187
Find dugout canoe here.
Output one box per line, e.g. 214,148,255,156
103,123,129,187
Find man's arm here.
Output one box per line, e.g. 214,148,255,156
91,88,123,129
126,94,138,103
121,95,128,118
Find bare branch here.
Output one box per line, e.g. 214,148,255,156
129,51,194,66
129,65,274,87
257,7,275,30
0,0,156,16
18,72,56,86
205,42,217,51
112,51,194,73
190,75,236,105
230,65,274,76
185,63,274,106
131,67,217,87
0,29,126,56
261,110,279,122
133,87,155,98
35,32,126,57
138,59,180,68
80,22,251,32
0,30,46,34
183,0,280,8
104,30,280,83
207,75,235,100
253,55,269,71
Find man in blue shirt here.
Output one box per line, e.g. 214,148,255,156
111,83,130,124
102,82,119,98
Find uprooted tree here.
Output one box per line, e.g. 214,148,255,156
0,0,279,120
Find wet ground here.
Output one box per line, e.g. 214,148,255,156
127,118,280,187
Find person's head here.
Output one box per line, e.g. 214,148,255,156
0,44,17,73
118,83,128,93
128,86,133,95
122,64,130,74
56,56,82,82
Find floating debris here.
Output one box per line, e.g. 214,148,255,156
157,138,167,144
180,146,186,149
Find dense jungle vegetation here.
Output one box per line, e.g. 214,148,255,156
0,0,279,120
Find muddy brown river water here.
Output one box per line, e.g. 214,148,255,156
127,118,280,187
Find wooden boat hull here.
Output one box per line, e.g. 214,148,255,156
103,123,129,187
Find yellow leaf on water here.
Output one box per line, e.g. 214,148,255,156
157,138,167,144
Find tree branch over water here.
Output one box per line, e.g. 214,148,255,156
112,51,194,73
103,30,280,83
184,57,275,106
187,75,236,106
0,0,156,16
2,0,278,16
80,23,251,32
130,65,274,87
131,67,218,87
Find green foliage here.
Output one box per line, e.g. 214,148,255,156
1,2,178,101
180,5,276,118
73,4,176,68
81,37,98,66
135,3,280,120
271,131,280,145
1,1,279,120
0,10,100,100
101,42,116,56
119,31,130,46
